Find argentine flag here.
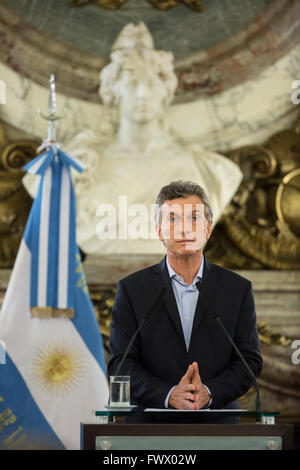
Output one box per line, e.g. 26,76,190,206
0,145,109,449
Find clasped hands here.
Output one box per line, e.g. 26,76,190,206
169,362,211,410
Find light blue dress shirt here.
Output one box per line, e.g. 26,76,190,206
166,256,204,351
164,256,212,408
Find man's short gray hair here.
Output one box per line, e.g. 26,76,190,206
155,180,213,225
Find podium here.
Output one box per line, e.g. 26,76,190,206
81,410,294,450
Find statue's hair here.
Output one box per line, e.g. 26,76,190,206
99,48,178,107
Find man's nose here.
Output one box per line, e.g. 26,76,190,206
182,218,194,235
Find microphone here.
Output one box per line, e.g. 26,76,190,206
113,285,167,378
196,281,262,416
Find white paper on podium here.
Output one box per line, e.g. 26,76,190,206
144,409,248,412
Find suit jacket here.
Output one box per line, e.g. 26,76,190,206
108,256,263,411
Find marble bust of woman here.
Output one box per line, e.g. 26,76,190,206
25,23,243,255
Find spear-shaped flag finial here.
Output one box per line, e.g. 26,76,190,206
37,73,67,144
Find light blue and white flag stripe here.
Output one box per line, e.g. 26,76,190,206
24,146,84,311
0,145,109,449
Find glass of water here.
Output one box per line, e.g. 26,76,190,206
109,376,130,407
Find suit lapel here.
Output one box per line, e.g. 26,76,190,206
152,257,186,349
190,256,218,344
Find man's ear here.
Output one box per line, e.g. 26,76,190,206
155,224,166,247
155,224,163,241
206,221,213,240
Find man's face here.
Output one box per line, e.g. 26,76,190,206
156,195,212,257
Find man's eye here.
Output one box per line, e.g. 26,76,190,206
187,214,200,220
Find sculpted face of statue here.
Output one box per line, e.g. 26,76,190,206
116,63,167,124
99,23,178,133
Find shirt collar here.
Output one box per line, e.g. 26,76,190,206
166,255,204,287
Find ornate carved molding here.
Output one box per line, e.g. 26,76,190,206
90,287,116,364
205,112,300,269
0,124,38,267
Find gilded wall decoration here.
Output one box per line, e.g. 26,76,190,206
0,125,38,267
205,113,300,270
68,0,203,11
90,287,116,364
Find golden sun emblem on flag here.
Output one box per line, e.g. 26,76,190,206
32,339,86,396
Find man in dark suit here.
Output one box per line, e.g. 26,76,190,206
108,180,263,421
